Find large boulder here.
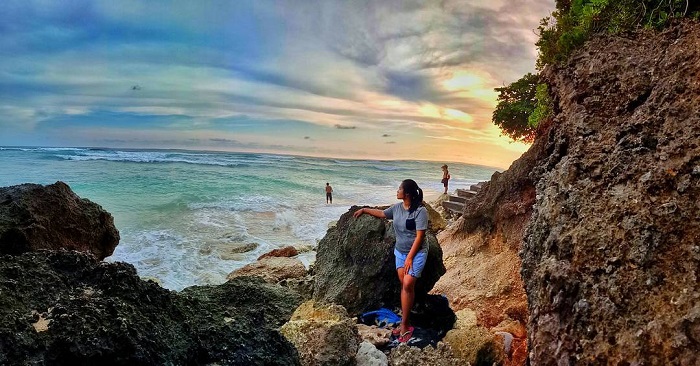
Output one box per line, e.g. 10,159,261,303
442,326,505,366
313,206,446,316
177,277,303,365
280,301,360,366
0,182,119,260
521,21,700,364
0,250,302,365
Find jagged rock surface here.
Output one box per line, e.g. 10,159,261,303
430,136,549,327
387,343,460,366
0,182,120,260
280,301,360,366
0,250,302,365
522,21,700,365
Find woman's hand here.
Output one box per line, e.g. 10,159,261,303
353,208,364,218
404,256,413,274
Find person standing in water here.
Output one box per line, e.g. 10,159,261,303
325,182,333,204
353,179,428,343
441,164,450,194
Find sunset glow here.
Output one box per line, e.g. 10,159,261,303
0,0,554,169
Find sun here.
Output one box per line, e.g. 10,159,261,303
442,71,485,92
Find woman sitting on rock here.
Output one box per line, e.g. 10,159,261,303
353,179,428,343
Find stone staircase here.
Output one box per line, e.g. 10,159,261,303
441,182,485,215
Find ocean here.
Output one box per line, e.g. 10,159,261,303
0,147,499,290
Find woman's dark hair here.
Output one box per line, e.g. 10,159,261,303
401,179,423,213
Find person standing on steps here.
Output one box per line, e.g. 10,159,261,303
441,164,450,194
353,179,428,343
325,182,333,204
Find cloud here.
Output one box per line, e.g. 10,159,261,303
0,0,554,168
334,124,357,130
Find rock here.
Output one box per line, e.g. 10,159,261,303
492,318,526,339
493,320,526,343
258,245,299,260
0,250,302,365
228,242,259,253
429,135,537,326
521,21,700,364
452,308,478,330
218,242,259,260
356,341,388,366
422,201,446,232
409,294,456,337
313,206,446,316
280,301,360,366
0,181,120,260
429,194,452,220
227,256,307,283
494,331,514,354
507,336,529,366
442,326,505,366
387,342,460,366
431,215,530,328
178,276,303,365
279,274,315,301
295,243,315,253
356,324,392,348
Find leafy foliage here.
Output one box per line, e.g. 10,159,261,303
528,83,553,128
492,0,700,142
492,73,539,143
536,0,700,68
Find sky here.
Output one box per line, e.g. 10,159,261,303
0,0,554,169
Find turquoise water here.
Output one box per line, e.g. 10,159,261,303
0,147,499,290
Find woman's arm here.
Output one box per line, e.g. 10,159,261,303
352,207,386,219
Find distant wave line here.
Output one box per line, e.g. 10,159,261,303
55,154,253,167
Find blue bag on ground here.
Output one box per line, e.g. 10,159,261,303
359,308,401,328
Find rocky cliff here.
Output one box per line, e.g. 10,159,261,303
430,19,700,365
521,20,700,364
430,128,550,365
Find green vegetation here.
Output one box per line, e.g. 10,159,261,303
493,0,700,143
492,73,539,143
528,83,553,129
536,0,700,68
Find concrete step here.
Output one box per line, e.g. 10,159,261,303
448,195,468,204
456,189,478,198
442,200,465,214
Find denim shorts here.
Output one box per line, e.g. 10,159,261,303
394,248,428,278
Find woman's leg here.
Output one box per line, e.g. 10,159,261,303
399,272,417,334
397,267,405,282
